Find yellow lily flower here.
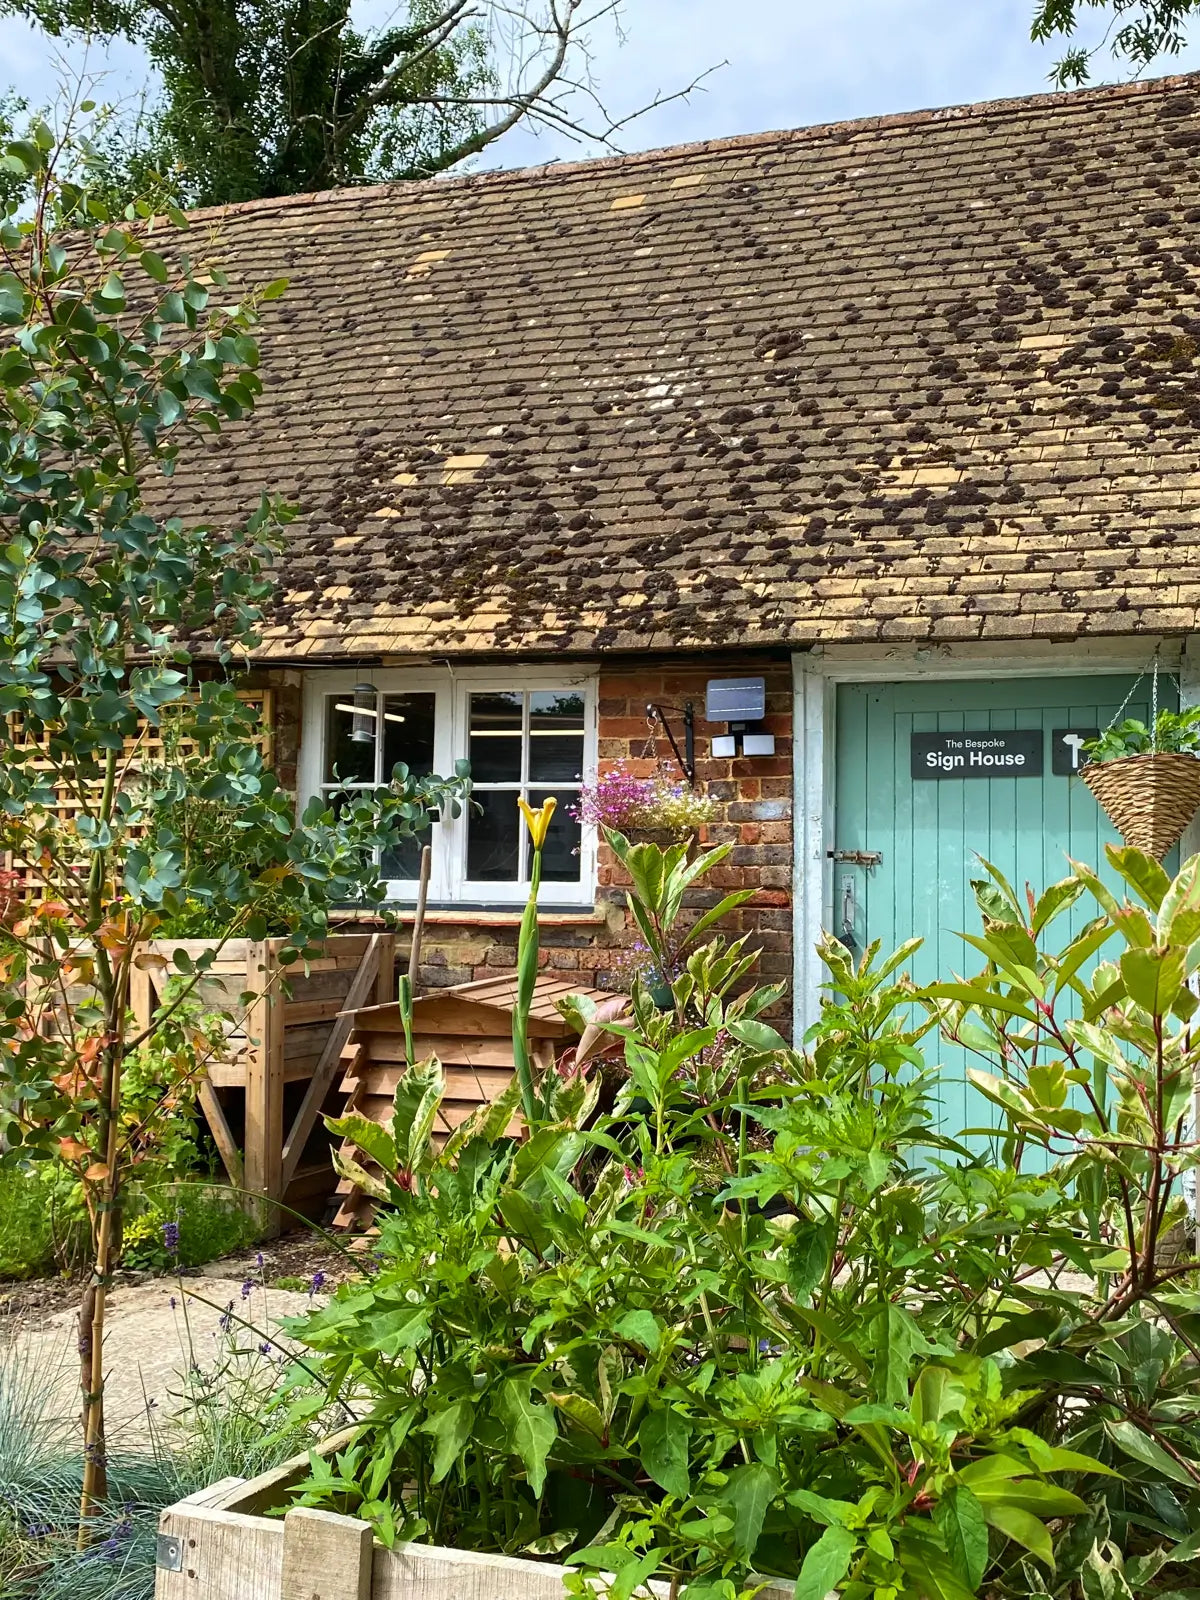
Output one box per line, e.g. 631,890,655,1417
518,794,557,851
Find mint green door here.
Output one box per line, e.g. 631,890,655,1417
833,676,1174,1141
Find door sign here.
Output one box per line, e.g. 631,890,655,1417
1051,728,1099,776
910,729,1043,779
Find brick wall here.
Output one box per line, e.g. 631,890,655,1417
388,652,795,1026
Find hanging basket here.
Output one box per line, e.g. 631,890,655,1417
1082,751,1200,859
623,825,696,851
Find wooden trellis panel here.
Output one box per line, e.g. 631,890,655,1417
3,688,275,900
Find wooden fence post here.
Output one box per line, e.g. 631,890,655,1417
281,1508,372,1600
243,939,283,1236
375,931,396,1006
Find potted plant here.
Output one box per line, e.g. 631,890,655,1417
1082,706,1200,858
572,761,716,850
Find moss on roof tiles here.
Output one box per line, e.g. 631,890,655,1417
159,71,1200,657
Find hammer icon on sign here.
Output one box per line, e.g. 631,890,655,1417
1062,733,1086,771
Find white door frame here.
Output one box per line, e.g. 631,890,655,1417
790,635,1200,1042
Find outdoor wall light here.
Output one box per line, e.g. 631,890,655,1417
706,676,775,759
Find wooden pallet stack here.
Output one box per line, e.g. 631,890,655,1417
332,972,612,1229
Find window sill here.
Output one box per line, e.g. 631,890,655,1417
330,903,607,928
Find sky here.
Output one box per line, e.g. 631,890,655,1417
2,0,1200,176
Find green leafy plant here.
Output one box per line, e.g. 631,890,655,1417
0,124,467,1526
277,841,1200,1600
1083,705,1200,762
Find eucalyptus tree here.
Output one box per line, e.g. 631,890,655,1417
0,125,465,1524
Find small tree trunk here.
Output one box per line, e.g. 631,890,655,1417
78,1119,121,1536
78,954,125,1539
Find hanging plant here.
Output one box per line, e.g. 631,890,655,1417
570,761,716,848
1083,706,1200,859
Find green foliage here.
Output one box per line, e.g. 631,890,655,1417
1031,0,1200,85
0,1164,85,1278
1084,705,1200,762
120,1183,261,1270
274,842,1200,1600
0,123,466,1512
0,0,603,206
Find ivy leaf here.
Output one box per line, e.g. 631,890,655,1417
935,1485,988,1589
795,1524,856,1600
495,1377,556,1497
722,1461,778,1558
639,1407,690,1499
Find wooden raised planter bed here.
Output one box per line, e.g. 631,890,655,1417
130,932,394,1230
154,1443,791,1600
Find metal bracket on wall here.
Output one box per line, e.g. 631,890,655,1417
828,849,883,868
646,701,696,787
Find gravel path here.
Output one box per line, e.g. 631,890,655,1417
9,1274,320,1448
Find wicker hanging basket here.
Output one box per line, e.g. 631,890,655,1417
1082,751,1200,859
623,825,696,851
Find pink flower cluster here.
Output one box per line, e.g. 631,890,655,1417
570,762,657,828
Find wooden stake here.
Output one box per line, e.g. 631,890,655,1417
407,845,432,999
281,1507,372,1600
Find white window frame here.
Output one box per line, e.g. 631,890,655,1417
299,666,599,907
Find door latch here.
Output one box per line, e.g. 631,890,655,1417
828,849,883,868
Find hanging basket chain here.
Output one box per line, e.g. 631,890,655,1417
1084,648,1199,859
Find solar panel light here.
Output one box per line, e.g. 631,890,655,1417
706,677,774,759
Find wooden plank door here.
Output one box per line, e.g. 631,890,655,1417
833,674,1174,1142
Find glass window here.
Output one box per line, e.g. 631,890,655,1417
319,690,439,882
464,689,587,887
312,677,593,901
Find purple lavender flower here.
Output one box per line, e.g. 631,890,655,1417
259,1341,272,1356
255,1251,265,1269
309,1271,326,1296
241,1278,254,1300
219,1301,234,1332
161,1220,180,1255
169,1296,177,1311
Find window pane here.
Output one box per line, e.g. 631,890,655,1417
324,698,375,784
381,829,432,882
532,789,582,883
382,692,437,779
529,736,584,784
530,691,585,731
467,791,521,881
470,691,522,782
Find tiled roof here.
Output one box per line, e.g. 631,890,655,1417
173,72,1200,658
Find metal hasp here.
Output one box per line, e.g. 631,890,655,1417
828,849,883,868
646,701,696,787
156,1532,184,1572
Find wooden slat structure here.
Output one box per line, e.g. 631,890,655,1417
3,689,274,900
155,1445,794,1600
332,973,610,1229
131,932,394,1232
